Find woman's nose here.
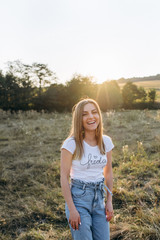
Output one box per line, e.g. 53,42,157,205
88,112,93,118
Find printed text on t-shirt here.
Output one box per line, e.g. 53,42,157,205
80,153,107,169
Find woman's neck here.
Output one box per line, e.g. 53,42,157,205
84,131,97,144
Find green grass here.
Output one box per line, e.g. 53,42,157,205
0,109,160,239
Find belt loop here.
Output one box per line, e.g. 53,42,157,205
83,183,86,190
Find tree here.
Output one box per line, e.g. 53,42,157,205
106,81,122,109
137,87,147,102
5,61,35,110
5,60,57,110
42,83,68,112
97,81,122,111
148,89,156,103
31,63,56,97
66,74,97,110
0,73,20,110
122,82,139,108
6,60,33,87
0,71,7,109
6,60,57,97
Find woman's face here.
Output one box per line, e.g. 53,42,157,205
82,103,100,132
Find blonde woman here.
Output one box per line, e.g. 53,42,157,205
60,98,114,240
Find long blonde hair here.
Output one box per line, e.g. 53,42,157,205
68,98,105,159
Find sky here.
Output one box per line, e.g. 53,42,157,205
0,0,160,84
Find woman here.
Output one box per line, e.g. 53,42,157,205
60,98,114,240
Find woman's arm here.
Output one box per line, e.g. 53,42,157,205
103,150,114,221
60,148,81,230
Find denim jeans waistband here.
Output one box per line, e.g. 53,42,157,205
70,178,113,196
71,178,104,190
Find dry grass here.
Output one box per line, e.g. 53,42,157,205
0,109,160,239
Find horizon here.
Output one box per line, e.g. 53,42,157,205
1,60,160,84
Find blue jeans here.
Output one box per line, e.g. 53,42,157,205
65,179,110,240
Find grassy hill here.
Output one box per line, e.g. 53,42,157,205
117,74,160,83
0,110,160,239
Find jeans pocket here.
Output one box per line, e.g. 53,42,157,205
71,185,86,198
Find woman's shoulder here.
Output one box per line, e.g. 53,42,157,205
102,135,114,152
103,134,113,141
63,136,75,144
61,136,76,154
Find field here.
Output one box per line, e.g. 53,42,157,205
118,80,160,101
0,110,160,240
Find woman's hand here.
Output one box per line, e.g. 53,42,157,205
69,208,81,230
105,200,113,222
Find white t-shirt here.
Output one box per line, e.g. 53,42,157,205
61,135,114,182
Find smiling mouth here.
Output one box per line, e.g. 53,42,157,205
87,121,96,125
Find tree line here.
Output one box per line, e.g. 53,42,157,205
0,61,158,112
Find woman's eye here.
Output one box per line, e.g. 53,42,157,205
93,111,97,114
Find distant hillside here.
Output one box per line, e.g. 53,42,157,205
117,74,160,83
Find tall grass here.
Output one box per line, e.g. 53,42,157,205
0,109,160,239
